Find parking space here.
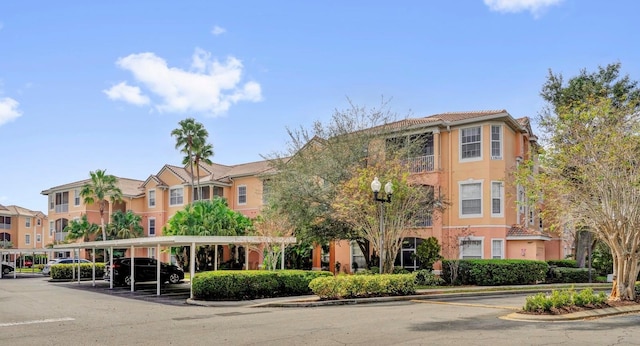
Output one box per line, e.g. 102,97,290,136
54,280,192,306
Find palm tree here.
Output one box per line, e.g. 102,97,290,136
64,215,99,242
80,169,123,243
108,210,143,239
192,139,214,200
171,118,209,203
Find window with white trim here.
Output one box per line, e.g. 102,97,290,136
49,221,54,236
491,125,502,159
539,216,543,229
148,247,156,259
36,234,41,243
148,218,156,236
491,181,503,217
460,238,483,259
148,189,156,208
460,182,482,217
460,126,482,160
25,234,31,245
350,242,367,273
238,185,247,205
37,219,41,226
169,187,184,206
49,195,54,210
25,217,31,228
74,189,80,206
491,239,504,259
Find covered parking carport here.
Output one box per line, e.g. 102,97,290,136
53,235,297,298
0,247,76,279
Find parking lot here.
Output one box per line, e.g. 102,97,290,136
4,277,640,345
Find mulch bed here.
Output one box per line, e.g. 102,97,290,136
520,300,640,315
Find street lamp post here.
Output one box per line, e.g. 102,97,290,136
371,177,393,274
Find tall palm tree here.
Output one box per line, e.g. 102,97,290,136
171,118,209,203
80,169,123,243
108,210,143,239
192,139,214,200
64,215,99,242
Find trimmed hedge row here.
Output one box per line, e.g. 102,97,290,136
308,274,416,299
546,259,578,268
547,267,595,283
441,259,548,286
51,263,106,280
192,270,333,301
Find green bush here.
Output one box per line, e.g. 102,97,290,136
523,287,607,312
441,259,547,286
546,259,578,268
50,263,105,280
191,270,332,301
412,237,443,271
547,267,595,283
413,269,444,286
308,273,416,299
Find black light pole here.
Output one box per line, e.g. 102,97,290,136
371,177,393,275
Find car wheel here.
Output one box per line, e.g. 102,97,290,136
124,275,132,286
2,267,10,275
168,273,181,284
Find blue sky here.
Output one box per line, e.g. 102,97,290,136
1,0,639,212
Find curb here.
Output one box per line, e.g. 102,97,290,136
502,304,640,322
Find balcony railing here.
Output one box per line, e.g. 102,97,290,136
55,232,68,241
413,214,433,228
0,224,10,230
55,204,69,213
406,155,435,173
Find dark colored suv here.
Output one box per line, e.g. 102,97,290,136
104,257,184,286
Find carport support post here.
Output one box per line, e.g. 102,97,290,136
130,245,135,292
245,244,249,270
281,242,285,270
77,249,81,284
214,245,218,271
156,243,160,296
92,248,96,287
109,247,114,289
190,242,195,299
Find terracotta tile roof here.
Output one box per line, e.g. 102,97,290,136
427,109,508,122
507,225,551,239
0,204,8,211
41,176,144,197
165,165,192,183
2,205,43,217
368,109,522,133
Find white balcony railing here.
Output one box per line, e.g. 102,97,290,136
55,204,69,213
413,214,433,228
55,232,68,241
406,155,435,173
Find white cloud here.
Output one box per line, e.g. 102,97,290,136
109,48,262,115
103,81,150,106
483,0,563,16
0,97,22,126
211,25,226,36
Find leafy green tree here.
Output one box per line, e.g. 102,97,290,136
108,210,143,239
64,215,99,242
80,169,123,243
171,118,209,203
164,199,252,269
412,237,443,271
518,63,640,301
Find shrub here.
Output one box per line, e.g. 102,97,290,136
50,263,105,280
546,259,578,268
413,269,444,286
442,259,547,286
309,273,416,299
192,270,332,301
523,287,607,312
547,267,594,283
412,237,443,271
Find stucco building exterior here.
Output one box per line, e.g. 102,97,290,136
0,204,49,252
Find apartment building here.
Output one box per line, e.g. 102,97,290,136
0,204,49,250
323,110,565,273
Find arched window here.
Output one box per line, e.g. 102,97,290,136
0,232,10,242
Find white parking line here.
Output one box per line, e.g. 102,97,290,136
0,317,75,327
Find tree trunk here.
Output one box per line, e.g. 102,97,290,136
609,251,639,301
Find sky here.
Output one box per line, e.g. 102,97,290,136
1,0,639,212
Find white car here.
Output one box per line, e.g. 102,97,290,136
42,258,91,276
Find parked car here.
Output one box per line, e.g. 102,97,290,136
16,257,33,268
104,257,184,286
42,258,91,276
2,263,14,275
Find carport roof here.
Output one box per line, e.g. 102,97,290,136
52,236,297,249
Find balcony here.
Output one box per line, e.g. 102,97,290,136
406,155,435,173
55,232,68,242
54,204,69,213
413,214,433,228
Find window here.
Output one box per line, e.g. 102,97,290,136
148,247,156,259
460,238,483,259
262,180,271,204
491,181,503,217
74,189,80,206
529,210,534,226
148,218,156,236
194,186,210,201
54,192,69,212
460,126,482,160
213,186,224,198
539,216,543,229
460,182,482,217
491,125,502,159
0,216,11,230
25,217,31,228
148,189,156,208
350,242,367,273
37,219,41,226
36,234,41,243
25,234,31,245
238,185,247,205
169,187,184,206
491,239,504,259
49,221,54,236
